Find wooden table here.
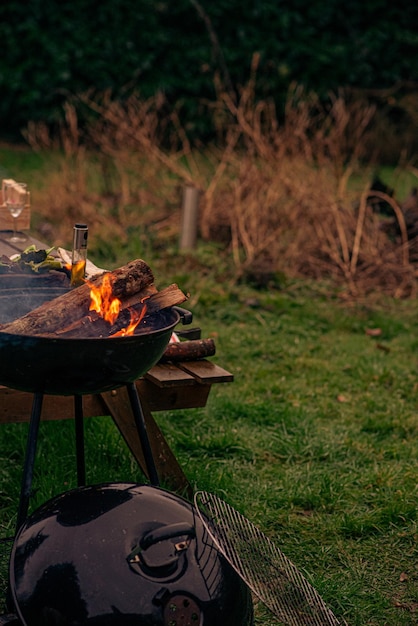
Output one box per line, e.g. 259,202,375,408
0,231,233,498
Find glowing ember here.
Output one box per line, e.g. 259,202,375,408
111,305,147,337
88,274,121,325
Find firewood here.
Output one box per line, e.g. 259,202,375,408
36,284,187,338
140,284,188,315
159,338,216,362
0,259,154,336
52,284,157,337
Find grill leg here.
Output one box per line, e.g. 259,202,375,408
126,382,160,486
15,392,43,533
74,395,86,487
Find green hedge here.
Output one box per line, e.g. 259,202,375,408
0,0,417,139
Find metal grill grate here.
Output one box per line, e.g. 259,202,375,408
195,491,347,626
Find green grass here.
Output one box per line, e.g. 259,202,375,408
1,279,417,624
0,144,417,624
160,285,418,625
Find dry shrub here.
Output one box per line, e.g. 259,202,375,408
23,98,182,246
197,74,416,297
23,74,418,297
200,153,415,297
23,104,108,243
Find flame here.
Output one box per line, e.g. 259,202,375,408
87,273,148,336
88,274,121,325
111,305,147,337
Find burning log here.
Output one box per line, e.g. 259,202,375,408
159,338,216,362
0,259,176,337
51,284,188,338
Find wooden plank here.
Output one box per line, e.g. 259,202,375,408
0,386,105,423
0,377,213,423
144,363,196,387
178,360,234,384
136,379,211,411
0,231,49,257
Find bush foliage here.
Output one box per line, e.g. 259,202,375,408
1,0,417,142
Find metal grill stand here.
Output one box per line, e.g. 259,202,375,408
15,382,160,534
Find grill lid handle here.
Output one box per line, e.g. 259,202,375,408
127,522,196,576
140,522,196,550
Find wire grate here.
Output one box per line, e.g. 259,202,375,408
195,491,347,626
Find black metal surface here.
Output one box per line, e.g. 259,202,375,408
0,309,181,395
15,394,43,535
74,395,85,487
10,483,254,626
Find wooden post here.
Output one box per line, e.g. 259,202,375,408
179,185,200,250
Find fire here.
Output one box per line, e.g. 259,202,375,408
111,305,147,337
88,274,121,325
87,273,148,336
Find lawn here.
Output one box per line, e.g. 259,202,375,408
0,125,417,624
0,277,417,625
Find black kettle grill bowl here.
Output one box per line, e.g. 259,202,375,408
0,308,181,396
